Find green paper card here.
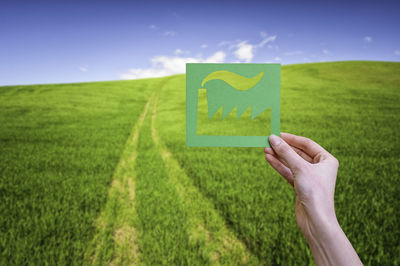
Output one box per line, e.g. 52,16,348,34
186,63,280,147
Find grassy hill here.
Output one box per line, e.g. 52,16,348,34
0,61,399,265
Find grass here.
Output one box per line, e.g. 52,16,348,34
1,61,399,265
0,79,157,265
155,61,400,265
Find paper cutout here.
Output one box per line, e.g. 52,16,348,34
186,63,280,147
201,70,264,90
200,70,269,120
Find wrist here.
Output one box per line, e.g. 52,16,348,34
304,216,343,265
306,201,340,243
305,192,338,237
304,213,362,266
306,214,341,246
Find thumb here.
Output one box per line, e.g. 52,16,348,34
269,134,305,173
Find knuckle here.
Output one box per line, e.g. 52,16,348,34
331,156,339,168
277,142,290,154
302,137,314,149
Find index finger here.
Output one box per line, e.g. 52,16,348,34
280,132,330,158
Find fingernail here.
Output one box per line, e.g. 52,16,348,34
269,134,281,146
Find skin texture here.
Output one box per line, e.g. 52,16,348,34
264,133,363,266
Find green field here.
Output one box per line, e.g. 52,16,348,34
1,61,399,265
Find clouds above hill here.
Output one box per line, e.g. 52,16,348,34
120,51,226,79
120,32,278,79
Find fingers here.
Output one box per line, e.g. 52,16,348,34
280,133,329,159
265,146,313,163
290,146,313,163
265,154,294,186
268,135,305,173
264,147,290,168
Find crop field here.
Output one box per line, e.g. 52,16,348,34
1,61,399,265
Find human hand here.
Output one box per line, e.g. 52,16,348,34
264,133,362,266
264,133,339,239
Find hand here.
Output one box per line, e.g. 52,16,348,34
264,133,362,266
264,133,338,239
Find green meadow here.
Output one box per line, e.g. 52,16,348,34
1,61,399,265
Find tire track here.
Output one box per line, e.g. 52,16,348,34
86,92,155,265
151,82,259,265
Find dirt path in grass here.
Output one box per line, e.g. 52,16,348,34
150,82,259,264
86,91,155,265
86,76,258,265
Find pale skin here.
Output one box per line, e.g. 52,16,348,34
264,133,363,266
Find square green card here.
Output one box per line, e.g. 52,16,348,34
186,63,280,147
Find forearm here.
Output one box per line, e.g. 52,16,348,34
305,218,362,266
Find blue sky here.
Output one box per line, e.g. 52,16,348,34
0,0,399,85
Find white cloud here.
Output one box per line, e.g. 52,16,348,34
148,24,158,30
249,32,277,48
122,32,280,79
79,65,88,72
163,31,176,37
363,36,372,43
322,49,333,56
234,41,254,62
395,50,400,55
284,50,303,56
220,33,276,63
120,51,226,79
257,34,277,48
205,51,226,62
174,49,189,55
